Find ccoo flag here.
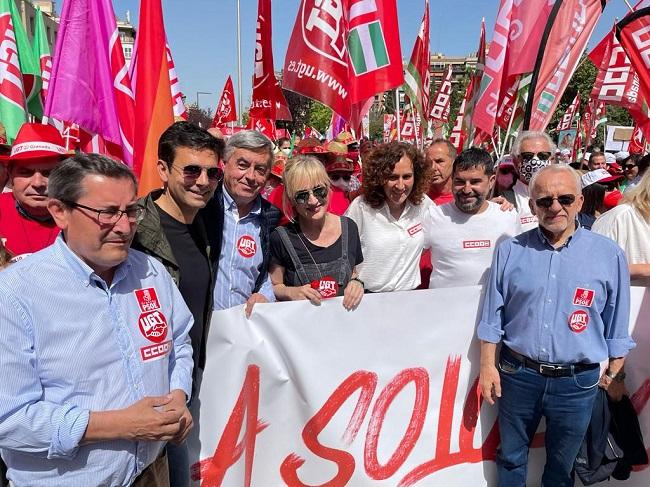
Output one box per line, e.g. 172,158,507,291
403,0,430,125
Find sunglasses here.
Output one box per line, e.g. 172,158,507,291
172,164,223,181
535,194,576,208
294,185,328,205
521,151,552,162
330,174,351,181
624,164,638,170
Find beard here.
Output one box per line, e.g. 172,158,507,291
454,190,485,213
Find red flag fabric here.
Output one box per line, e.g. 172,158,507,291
525,0,607,131
429,64,453,123
133,0,174,196
463,18,485,141
249,0,291,121
283,0,403,121
246,117,275,138
556,92,581,131
403,0,430,123
506,2,555,76
167,44,187,120
211,76,238,128
617,8,650,122
629,123,646,154
450,97,467,152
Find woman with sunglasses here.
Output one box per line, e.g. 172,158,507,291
345,142,432,292
269,156,364,310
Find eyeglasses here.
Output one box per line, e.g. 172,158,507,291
330,174,351,182
293,185,329,205
172,164,223,181
520,151,552,162
534,194,576,208
624,164,638,170
62,200,146,224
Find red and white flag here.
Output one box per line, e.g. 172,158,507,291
246,117,275,138
450,97,467,152
403,0,430,124
166,44,187,120
304,126,322,139
211,76,237,128
556,92,581,131
249,0,291,121
629,123,646,154
429,64,453,123
283,0,403,122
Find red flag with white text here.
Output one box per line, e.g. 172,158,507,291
166,44,187,120
556,92,580,132
429,64,453,124
211,76,238,127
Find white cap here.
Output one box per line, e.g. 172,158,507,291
581,169,619,188
604,152,616,164
560,148,571,156
614,151,630,162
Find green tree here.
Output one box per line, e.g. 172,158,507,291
307,102,332,133
186,105,213,129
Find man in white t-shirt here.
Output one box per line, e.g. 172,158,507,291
509,131,556,232
423,148,519,288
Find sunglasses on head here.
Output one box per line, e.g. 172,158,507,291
173,164,223,181
294,185,328,205
330,174,351,181
535,194,576,208
521,151,552,162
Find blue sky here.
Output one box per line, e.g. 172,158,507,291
111,0,634,113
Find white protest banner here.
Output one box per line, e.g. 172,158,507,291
188,286,650,486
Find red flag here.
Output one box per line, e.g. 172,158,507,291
450,97,467,151
403,0,430,122
556,92,581,131
167,44,187,120
524,0,607,131
463,18,486,140
249,0,291,121
246,117,275,138
133,0,174,196
617,8,650,123
429,65,453,123
399,109,418,142
283,0,403,121
211,76,238,127
629,123,646,154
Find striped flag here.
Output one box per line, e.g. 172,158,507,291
33,7,51,105
403,0,430,126
0,0,27,142
348,22,389,75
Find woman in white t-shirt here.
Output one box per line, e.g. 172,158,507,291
345,142,432,292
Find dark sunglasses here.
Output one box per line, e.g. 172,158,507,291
535,194,576,208
330,174,351,181
521,151,552,162
624,164,638,170
294,185,328,205
172,164,223,181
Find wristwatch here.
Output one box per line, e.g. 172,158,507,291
605,369,626,382
350,277,365,288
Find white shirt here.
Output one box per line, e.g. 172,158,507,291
513,179,538,232
423,201,519,288
345,196,432,292
592,203,650,287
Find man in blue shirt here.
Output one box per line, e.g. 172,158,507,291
478,164,635,487
205,130,281,317
0,154,194,486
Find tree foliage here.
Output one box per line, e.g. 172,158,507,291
186,105,213,129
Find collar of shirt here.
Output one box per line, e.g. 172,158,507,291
54,234,133,288
381,200,415,222
534,220,582,250
222,185,262,220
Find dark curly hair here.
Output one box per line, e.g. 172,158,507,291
362,142,431,209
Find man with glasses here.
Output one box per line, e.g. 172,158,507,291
204,130,281,317
478,164,634,487
131,122,224,485
509,130,556,232
0,154,194,486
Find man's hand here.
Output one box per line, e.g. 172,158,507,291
120,395,183,442
599,374,627,402
342,279,364,310
245,293,268,318
490,196,515,212
161,389,193,445
479,364,502,405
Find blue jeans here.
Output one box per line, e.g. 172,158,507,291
167,441,189,487
496,348,600,487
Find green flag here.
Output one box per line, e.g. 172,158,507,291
33,7,51,107
9,0,42,118
0,0,27,141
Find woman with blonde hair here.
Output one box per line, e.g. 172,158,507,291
269,155,364,310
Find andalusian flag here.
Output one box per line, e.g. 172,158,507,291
9,0,42,118
403,0,430,125
0,0,27,141
33,7,51,105
133,0,174,196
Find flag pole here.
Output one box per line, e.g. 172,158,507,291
395,88,401,142
236,0,243,125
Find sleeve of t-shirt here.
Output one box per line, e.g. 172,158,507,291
345,217,364,266
269,228,290,267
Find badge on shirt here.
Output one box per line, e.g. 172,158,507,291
573,288,595,307
568,310,589,333
407,223,423,236
311,276,339,298
462,239,491,249
237,235,257,258
134,287,171,361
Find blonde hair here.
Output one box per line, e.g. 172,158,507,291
0,240,13,269
282,155,330,221
622,170,650,221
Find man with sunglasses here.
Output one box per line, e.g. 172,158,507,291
131,122,224,485
478,164,634,487
0,154,194,486
509,131,556,232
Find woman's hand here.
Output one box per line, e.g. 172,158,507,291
289,284,323,305
342,279,364,310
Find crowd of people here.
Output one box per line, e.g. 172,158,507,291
0,119,648,486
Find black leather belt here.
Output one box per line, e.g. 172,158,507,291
506,348,598,377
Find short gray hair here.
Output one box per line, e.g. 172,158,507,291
529,164,581,199
426,138,457,160
48,153,137,204
224,130,273,165
511,130,556,158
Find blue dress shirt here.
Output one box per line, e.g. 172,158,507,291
0,236,193,486
213,187,275,310
477,226,635,364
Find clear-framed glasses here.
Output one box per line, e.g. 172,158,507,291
62,200,146,224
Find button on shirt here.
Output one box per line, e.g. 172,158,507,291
477,226,635,364
214,188,275,310
0,236,193,487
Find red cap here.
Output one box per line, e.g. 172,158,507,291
8,123,66,164
603,189,623,210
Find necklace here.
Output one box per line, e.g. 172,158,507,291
296,230,323,280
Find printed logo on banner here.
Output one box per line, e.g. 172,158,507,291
138,310,169,343
568,310,589,333
134,287,161,312
573,288,595,307
301,0,346,66
311,276,339,298
141,340,172,362
407,223,423,236
237,235,257,258
463,240,491,249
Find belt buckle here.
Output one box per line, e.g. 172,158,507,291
539,363,557,376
